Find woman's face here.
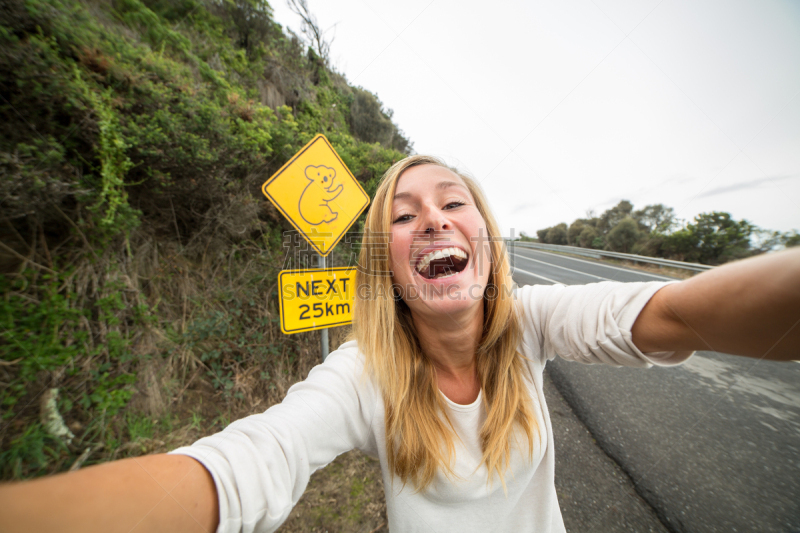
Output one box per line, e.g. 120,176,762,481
389,164,492,318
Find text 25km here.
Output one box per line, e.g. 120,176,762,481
298,302,351,320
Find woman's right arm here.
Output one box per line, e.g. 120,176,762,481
0,453,218,533
0,343,376,533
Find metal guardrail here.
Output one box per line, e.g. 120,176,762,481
506,241,714,272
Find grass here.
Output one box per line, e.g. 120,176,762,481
280,450,388,533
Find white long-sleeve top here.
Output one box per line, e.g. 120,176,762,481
170,281,692,533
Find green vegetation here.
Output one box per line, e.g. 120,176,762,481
278,450,386,532
535,201,798,265
0,0,410,480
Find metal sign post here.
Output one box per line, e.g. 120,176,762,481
319,253,329,361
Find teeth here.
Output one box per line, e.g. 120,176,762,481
416,247,468,273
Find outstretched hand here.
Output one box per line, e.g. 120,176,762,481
632,247,800,361
0,454,218,533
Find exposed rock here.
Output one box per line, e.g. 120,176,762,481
40,388,74,444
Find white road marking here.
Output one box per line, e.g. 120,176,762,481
511,252,613,281
510,266,560,284
510,247,676,281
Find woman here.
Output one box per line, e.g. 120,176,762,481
2,156,799,533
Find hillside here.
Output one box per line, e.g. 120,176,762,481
0,1,407,512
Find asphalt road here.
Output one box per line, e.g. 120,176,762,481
510,246,800,532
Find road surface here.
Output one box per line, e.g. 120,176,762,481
509,245,800,532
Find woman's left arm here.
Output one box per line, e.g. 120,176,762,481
632,248,800,361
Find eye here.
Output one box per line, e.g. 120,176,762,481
393,214,413,224
444,201,465,210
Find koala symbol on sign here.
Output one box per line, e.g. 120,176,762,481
298,165,343,225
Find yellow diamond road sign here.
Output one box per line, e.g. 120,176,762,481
262,134,370,256
278,267,356,334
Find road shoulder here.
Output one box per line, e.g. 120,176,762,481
544,369,669,532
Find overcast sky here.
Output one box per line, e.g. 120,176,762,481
270,0,800,237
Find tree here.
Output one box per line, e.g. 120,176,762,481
567,220,585,245
597,200,633,235
287,0,335,63
783,231,800,248
606,217,641,253
633,204,676,233
661,228,700,262
691,212,753,264
544,223,568,245
632,233,664,257
349,88,398,147
578,226,598,248
662,212,753,265
218,0,277,56
584,210,600,228
750,229,785,254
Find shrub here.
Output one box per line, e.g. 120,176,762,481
606,218,641,254
567,220,585,245
544,223,568,245
577,226,598,248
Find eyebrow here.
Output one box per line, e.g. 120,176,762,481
393,181,469,201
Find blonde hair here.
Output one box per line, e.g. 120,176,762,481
352,155,538,493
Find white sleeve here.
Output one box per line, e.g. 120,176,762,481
517,281,693,368
168,342,378,533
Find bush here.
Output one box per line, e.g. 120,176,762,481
662,212,752,265
348,87,411,153
544,223,568,245
606,218,641,254
577,227,598,248
567,220,585,246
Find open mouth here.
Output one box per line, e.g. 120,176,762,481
415,247,469,280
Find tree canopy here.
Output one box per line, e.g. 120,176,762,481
533,200,796,265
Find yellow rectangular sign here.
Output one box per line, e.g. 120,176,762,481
262,134,370,256
277,267,356,334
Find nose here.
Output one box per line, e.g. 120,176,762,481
420,204,451,235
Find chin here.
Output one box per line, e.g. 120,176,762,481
422,298,483,319
400,276,487,318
